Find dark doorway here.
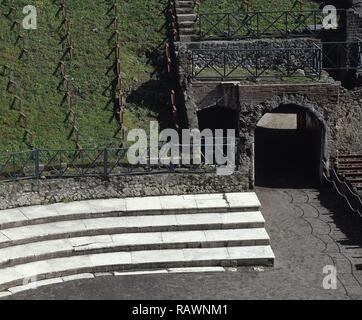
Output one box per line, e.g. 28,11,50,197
255,104,325,188
197,106,240,165
197,106,239,135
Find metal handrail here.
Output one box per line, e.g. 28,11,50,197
199,9,344,15
190,38,362,81
197,9,346,40
0,141,241,182
321,39,362,71
323,160,362,218
191,46,322,80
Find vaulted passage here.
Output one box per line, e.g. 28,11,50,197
255,104,325,187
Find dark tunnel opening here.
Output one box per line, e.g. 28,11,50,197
197,106,239,135
255,104,325,188
197,106,240,165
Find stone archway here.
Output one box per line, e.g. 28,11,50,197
247,95,328,187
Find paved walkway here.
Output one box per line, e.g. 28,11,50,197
5,187,362,300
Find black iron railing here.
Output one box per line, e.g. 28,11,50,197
323,160,362,218
191,45,322,81
0,141,240,182
322,39,362,71
197,10,345,40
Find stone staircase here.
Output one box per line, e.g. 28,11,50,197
0,192,274,294
174,0,198,42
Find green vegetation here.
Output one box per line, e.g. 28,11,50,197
0,0,169,152
198,0,320,38
0,0,319,152
198,0,318,13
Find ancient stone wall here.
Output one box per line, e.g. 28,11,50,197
337,87,362,153
176,38,321,83
347,8,362,41
0,171,248,210
188,81,362,185
176,38,325,128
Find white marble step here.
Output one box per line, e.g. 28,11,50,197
0,211,265,248
3,268,228,296
0,192,261,229
0,228,270,267
0,246,275,290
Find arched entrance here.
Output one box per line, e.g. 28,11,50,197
254,104,326,187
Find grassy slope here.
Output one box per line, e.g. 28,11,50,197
199,0,318,12
0,0,317,152
0,0,167,152
198,0,319,33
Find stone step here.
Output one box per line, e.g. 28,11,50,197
0,211,266,248
0,193,261,230
176,7,195,14
176,0,195,9
0,228,271,268
179,34,200,42
179,27,197,35
2,268,229,296
0,246,275,291
175,0,195,7
175,1,196,14
0,192,275,294
178,20,196,28
177,14,197,23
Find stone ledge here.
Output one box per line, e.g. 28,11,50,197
0,172,248,211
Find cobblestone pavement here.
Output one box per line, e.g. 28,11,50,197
5,187,362,300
